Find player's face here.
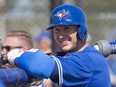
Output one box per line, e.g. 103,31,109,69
53,25,79,52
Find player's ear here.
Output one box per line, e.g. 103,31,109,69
76,25,81,40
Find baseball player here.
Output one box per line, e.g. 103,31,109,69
2,4,111,87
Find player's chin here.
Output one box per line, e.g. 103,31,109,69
61,46,72,52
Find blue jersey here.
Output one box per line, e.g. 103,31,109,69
51,45,111,87
15,46,111,87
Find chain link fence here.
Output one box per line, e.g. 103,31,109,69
0,0,116,43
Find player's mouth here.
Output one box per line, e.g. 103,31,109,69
57,36,71,47
60,40,70,47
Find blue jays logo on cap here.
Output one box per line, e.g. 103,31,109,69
54,9,68,20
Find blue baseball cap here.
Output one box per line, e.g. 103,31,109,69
35,31,52,42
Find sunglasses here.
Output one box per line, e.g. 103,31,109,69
1,46,23,52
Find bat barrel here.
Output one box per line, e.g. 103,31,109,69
95,40,112,57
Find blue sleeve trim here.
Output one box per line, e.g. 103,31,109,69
51,56,63,86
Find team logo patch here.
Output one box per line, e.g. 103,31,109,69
54,9,68,20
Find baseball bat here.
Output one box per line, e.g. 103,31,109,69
94,40,116,57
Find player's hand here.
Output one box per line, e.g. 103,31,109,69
7,49,24,67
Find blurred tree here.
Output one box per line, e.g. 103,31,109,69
50,0,63,12
50,0,63,52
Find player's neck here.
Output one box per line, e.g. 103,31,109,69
65,41,89,53
77,42,89,52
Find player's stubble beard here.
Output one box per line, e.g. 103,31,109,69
60,38,86,53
